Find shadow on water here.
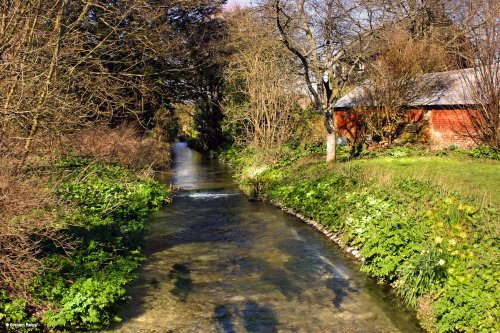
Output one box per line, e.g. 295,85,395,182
276,236,360,308
242,300,279,333
213,301,279,333
166,263,193,302
214,305,236,333
326,276,359,310
258,264,303,301
143,194,250,257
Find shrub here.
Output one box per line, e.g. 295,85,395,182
12,159,171,331
468,146,500,160
35,160,169,330
0,126,171,332
0,157,72,298
62,124,171,170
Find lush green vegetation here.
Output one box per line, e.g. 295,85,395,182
354,156,500,206
222,145,499,332
0,159,169,332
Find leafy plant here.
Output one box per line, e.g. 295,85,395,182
469,146,500,160
433,253,499,332
43,256,140,330
0,291,38,332
396,246,449,306
29,159,170,331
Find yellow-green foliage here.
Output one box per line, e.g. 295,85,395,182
225,147,499,332
0,159,169,332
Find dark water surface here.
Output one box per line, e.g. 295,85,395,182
105,142,421,333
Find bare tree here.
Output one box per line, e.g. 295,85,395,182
0,0,228,164
457,0,500,148
0,0,228,299
357,28,450,144
224,8,303,154
268,0,380,162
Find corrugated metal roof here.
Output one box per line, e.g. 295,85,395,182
333,66,497,109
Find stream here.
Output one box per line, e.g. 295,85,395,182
105,142,422,333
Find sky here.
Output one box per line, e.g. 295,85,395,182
225,0,254,8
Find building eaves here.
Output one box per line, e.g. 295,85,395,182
333,66,497,110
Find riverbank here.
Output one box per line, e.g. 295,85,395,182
221,145,499,332
103,142,423,333
0,128,170,332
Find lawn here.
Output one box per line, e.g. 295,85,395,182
352,156,500,206
236,147,500,207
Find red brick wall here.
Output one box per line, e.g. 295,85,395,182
335,109,427,142
336,111,359,141
335,108,478,148
429,109,477,148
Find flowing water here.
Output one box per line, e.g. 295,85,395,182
106,142,421,333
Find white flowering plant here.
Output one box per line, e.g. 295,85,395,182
396,245,450,307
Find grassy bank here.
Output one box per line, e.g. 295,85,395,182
354,157,500,206
222,146,499,332
0,158,169,332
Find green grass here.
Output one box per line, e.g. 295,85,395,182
252,151,500,208
352,157,500,206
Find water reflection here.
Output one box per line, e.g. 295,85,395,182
104,142,421,333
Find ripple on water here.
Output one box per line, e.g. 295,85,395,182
181,191,240,199
103,143,422,333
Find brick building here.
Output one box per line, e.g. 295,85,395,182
332,67,490,148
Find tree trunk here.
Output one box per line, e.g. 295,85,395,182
326,129,336,163
325,111,336,163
